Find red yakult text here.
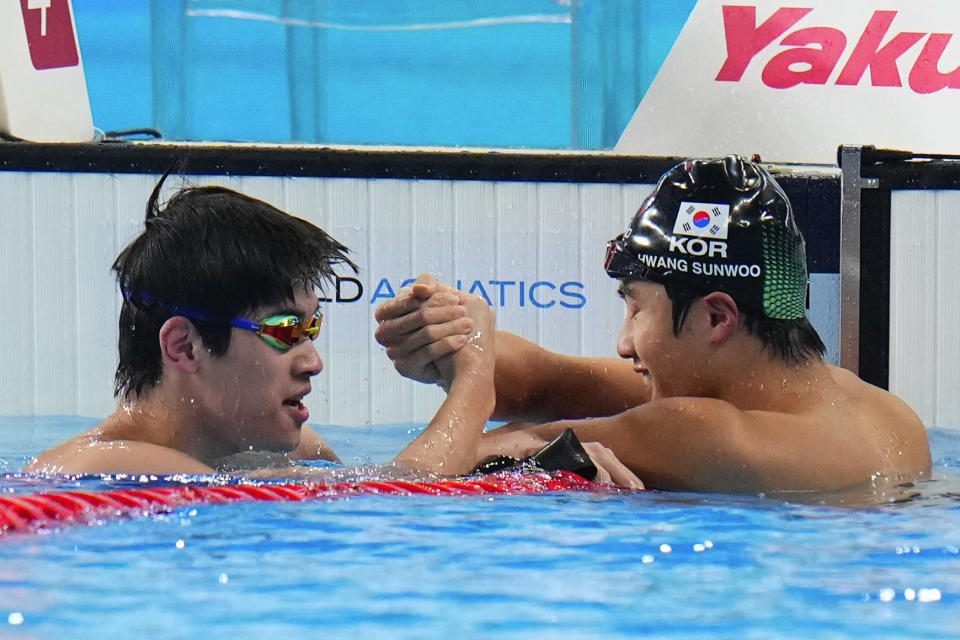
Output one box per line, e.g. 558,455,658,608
716,5,960,94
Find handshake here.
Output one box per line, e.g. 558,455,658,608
375,273,644,489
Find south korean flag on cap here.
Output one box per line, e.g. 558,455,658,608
673,202,730,240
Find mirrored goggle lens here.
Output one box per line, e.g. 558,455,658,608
259,311,322,348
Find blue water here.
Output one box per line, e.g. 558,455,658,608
2,416,960,639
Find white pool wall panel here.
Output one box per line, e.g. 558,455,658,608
9,163,959,430
890,191,960,429
0,172,651,424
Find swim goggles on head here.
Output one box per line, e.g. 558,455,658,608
230,306,323,350
604,237,666,284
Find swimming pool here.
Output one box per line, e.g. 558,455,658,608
2,416,959,639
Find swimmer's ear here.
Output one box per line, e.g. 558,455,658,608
701,292,739,344
158,316,202,374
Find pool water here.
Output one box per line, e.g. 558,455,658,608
2,416,960,639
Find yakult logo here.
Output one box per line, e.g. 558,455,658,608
717,5,960,94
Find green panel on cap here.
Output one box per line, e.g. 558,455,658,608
761,224,807,320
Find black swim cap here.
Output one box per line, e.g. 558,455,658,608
604,155,807,320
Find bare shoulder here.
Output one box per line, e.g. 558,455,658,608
827,364,927,432
622,392,927,490
23,423,102,473
626,395,744,426
825,364,931,469
24,423,212,475
289,425,341,463
827,363,885,396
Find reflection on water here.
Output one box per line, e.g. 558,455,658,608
761,474,957,509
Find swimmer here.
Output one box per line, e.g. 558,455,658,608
25,180,356,475
25,178,636,485
374,155,932,493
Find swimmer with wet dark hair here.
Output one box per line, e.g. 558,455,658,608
26,176,637,485
26,179,355,474
375,155,932,494
22,179,493,477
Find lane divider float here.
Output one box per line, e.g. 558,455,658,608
0,471,615,536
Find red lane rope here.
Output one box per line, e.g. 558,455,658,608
0,472,616,536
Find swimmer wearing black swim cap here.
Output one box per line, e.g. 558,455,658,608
602,155,823,365
605,155,807,321
377,155,932,498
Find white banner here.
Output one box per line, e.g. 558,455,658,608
617,0,960,164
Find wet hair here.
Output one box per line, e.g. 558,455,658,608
661,280,826,366
113,177,357,399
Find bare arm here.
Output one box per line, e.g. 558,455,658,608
480,397,886,493
392,291,496,476
375,274,650,422
480,402,750,491
492,332,649,422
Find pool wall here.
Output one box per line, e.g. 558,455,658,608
889,191,960,429
0,143,840,424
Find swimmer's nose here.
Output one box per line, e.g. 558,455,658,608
295,340,324,376
616,318,634,359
